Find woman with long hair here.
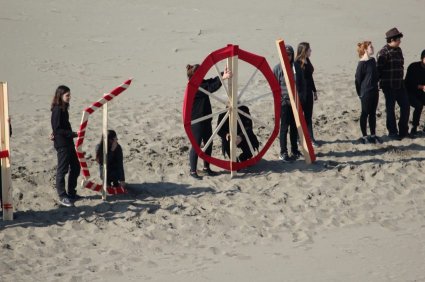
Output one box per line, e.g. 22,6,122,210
355,41,380,143
50,85,81,207
295,42,318,146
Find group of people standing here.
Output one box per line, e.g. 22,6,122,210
355,27,425,143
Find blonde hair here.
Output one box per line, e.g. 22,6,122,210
357,41,371,58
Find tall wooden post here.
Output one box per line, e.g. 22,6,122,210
276,39,316,164
228,45,239,177
0,82,13,220
102,103,108,200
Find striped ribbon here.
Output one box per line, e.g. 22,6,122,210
75,79,132,193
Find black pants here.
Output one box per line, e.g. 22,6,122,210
302,90,315,141
99,165,122,187
237,139,253,162
382,87,410,136
189,121,213,172
55,146,80,198
280,103,298,154
408,93,425,127
360,93,379,136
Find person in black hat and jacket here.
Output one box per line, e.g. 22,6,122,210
273,45,305,162
377,27,410,140
405,49,425,136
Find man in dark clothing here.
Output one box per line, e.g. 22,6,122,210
273,45,304,162
377,27,410,139
405,49,425,136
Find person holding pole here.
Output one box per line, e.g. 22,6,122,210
95,130,125,188
355,41,380,144
186,64,232,179
405,49,425,137
295,42,319,147
273,45,304,162
50,85,81,207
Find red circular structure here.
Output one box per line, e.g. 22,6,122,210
183,44,281,171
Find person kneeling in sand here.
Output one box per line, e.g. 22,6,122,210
216,105,259,163
95,130,126,189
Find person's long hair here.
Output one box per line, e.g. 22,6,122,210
357,41,371,58
295,42,312,70
95,130,117,164
50,85,70,111
186,64,200,79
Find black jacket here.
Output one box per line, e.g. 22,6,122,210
191,76,222,121
405,62,425,98
355,58,379,98
96,144,125,182
51,105,76,149
273,62,306,105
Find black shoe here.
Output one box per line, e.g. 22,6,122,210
68,193,84,202
58,197,74,207
367,136,376,144
292,149,303,159
388,133,401,141
190,171,202,180
279,152,295,162
359,136,368,144
202,168,218,176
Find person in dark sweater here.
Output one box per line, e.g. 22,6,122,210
216,105,259,163
405,49,425,136
50,85,81,207
377,27,410,139
95,130,125,188
273,45,304,162
355,41,380,144
187,64,232,179
296,42,318,147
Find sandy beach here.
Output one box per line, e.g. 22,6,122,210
1,0,425,281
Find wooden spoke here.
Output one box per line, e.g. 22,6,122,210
214,63,230,99
238,108,274,132
237,115,255,157
238,68,258,100
191,108,228,125
238,91,273,106
202,111,230,153
198,86,228,105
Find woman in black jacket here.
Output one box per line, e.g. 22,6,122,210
296,42,318,147
95,130,125,188
51,85,81,207
187,64,232,179
355,41,380,144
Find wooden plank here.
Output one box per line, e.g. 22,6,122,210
275,39,316,164
102,103,108,200
0,82,13,220
228,50,239,177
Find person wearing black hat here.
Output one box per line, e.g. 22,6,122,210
377,27,410,140
405,49,425,136
273,45,305,162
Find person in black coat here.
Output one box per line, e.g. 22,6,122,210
216,105,259,163
405,49,425,136
355,41,380,144
50,85,81,207
187,64,232,179
95,130,125,188
296,42,318,147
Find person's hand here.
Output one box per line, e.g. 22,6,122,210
222,67,232,80
313,92,318,101
226,133,230,141
235,135,242,145
49,132,55,141
419,85,425,92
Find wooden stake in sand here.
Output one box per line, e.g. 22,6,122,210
0,82,13,220
276,39,316,164
227,48,239,177
102,102,108,200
